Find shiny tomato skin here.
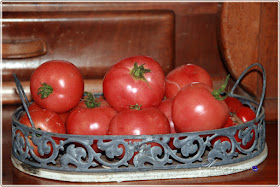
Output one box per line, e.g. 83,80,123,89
165,64,213,99
108,107,170,136
157,99,176,134
172,82,229,133
28,102,42,112
157,99,177,149
66,106,117,152
236,107,256,123
236,106,257,150
103,56,165,112
30,60,84,113
211,107,257,152
28,102,70,124
107,107,170,163
225,96,243,113
19,109,66,157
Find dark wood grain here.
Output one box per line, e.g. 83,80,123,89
218,2,278,121
2,10,175,81
2,105,278,185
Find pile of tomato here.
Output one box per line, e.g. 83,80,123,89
19,55,257,158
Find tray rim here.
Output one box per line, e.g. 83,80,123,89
11,143,268,183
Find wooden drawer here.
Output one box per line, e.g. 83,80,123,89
2,9,175,104
3,10,174,80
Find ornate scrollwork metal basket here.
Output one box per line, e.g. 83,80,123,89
11,63,267,182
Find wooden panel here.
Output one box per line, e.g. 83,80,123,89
2,2,223,77
2,10,174,81
218,2,278,121
218,3,261,96
258,3,278,98
258,3,278,121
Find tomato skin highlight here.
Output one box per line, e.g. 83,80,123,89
19,109,66,157
103,56,165,112
165,64,213,99
30,60,84,113
172,82,229,133
107,107,170,163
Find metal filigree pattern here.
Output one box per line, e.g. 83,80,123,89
12,97,266,173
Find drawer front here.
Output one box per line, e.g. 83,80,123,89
3,10,175,82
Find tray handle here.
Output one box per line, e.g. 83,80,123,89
230,63,266,117
13,74,35,129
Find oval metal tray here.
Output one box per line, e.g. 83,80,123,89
11,63,267,182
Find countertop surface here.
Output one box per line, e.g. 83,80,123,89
2,105,278,185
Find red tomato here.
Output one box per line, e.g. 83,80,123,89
225,96,243,113
28,102,70,124
30,60,84,113
236,106,257,150
157,99,176,134
107,106,170,163
157,98,177,149
28,102,42,112
66,105,117,153
172,82,229,133
19,109,66,157
210,117,235,153
165,64,213,99
211,107,257,153
103,56,165,112
236,107,256,123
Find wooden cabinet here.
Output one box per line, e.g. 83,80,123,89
2,2,278,121
218,2,278,121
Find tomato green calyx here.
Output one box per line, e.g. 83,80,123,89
28,128,42,138
38,83,53,99
211,75,230,101
129,104,142,110
83,91,101,108
130,62,151,84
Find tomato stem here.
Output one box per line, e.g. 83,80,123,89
129,104,142,110
37,83,53,99
83,92,101,108
211,75,230,101
28,128,42,138
130,62,151,84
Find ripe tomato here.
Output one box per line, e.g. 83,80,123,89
28,102,42,112
165,64,213,99
66,100,117,153
157,98,177,149
103,56,165,112
211,107,257,153
172,82,229,133
210,117,236,153
236,106,257,150
157,99,176,134
224,96,243,113
107,106,170,163
30,60,84,113
19,109,66,157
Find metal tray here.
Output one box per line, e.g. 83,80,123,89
11,63,267,182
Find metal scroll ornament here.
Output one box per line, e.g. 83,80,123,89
12,63,266,173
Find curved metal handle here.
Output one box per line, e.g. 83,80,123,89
3,39,47,59
230,63,266,117
13,74,35,129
